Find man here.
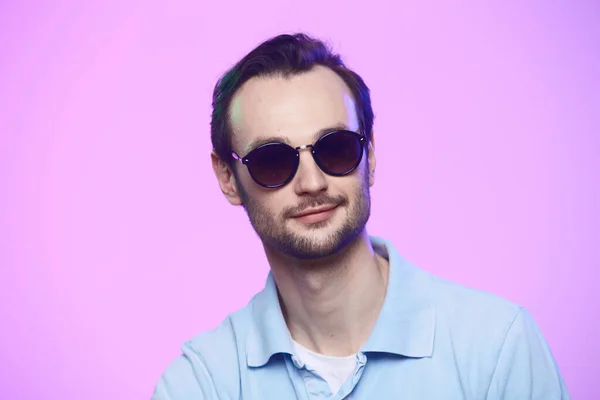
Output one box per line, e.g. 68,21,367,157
152,33,569,399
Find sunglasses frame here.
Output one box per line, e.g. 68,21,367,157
231,129,367,188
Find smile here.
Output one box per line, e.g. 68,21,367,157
291,205,338,224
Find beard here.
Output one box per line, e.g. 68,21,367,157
234,163,372,260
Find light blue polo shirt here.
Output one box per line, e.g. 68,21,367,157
152,236,569,399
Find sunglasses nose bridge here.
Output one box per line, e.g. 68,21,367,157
294,143,317,162
295,143,319,168
295,144,314,152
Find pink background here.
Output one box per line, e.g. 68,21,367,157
1,1,598,399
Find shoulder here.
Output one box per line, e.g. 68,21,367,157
152,305,255,399
429,272,523,329
413,269,567,397
424,271,525,364
420,272,530,390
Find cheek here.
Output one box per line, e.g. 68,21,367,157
269,194,289,216
247,189,287,216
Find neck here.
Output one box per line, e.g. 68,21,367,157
265,231,389,357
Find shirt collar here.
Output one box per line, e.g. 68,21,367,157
246,270,295,367
246,235,436,367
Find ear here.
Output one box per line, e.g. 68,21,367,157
211,150,243,206
367,132,376,187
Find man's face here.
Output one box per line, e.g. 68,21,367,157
222,66,375,260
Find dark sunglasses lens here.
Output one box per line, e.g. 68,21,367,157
315,131,362,174
247,143,297,187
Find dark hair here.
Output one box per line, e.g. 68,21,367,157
210,33,375,169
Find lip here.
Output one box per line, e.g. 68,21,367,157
291,204,339,224
292,204,338,218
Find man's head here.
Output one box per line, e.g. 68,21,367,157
211,33,377,260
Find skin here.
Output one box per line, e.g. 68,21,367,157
211,65,389,357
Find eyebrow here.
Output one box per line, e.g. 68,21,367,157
242,123,352,155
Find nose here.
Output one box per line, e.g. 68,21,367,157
293,148,328,195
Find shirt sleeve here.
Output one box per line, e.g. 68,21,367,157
485,307,570,399
151,352,218,400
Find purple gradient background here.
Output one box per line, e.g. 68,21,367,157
1,1,598,399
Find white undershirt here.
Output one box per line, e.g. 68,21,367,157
292,340,357,395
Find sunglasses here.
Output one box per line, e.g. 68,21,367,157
232,129,367,188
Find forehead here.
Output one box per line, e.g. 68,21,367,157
229,66,359,154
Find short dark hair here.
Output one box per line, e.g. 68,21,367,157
210,33,375,169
